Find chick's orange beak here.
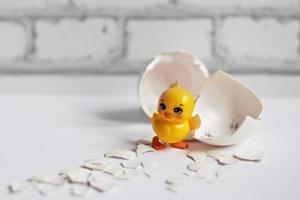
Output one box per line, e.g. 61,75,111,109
164,112,174,119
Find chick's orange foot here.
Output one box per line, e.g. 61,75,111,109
151,136,166,150
170,141,188,149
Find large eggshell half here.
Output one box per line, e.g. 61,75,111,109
138,50,209,117
193,70,263,146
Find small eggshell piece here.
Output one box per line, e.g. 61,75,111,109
186,151,207,162
8,181,36,193
136,144,155,156
104,150,136,160
234,149,265,161
70,184,90,196
121,160,141,169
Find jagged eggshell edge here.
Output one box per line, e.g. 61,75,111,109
138,50,209,117
193,70,263,146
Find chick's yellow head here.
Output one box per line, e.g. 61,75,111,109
157,81,195,122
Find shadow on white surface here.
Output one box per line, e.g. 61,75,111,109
99,107,149,124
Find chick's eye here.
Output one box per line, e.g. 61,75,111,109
173,107,183,114
159,103,166,110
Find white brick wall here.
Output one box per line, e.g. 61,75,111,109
218,18,299,61
0,0,299,74
0,0,67,9
0,22,26,60
180,0,300,8
73,0,169,8
35,19,120,61
127,20,212,60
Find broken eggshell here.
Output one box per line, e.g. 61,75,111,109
138,50,209,117
193,70,263,146
138,51,262,146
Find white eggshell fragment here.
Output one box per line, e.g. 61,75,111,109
83,161,111,171
29,175,66,186
183,171,196,177
86,158,111,165
104,150,136,160
63,167,91,184
37,183,60,195
186,151,207,162
193,70,263,146
206,150,225,159
89,179,114,193
187,160,217,173
138,50,209,117
70,184,90,196
234,149,265,161
115,170,140,180
136,144,155,156
215,156,238,165
143,171,160,178
8,181,36,193
121,160,141,169
88,171,112,183
103,167,124,177
165,176,186,185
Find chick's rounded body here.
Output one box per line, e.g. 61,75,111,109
152,114,190,143
151,82,200,146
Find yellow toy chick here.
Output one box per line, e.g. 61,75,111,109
151,82,201,150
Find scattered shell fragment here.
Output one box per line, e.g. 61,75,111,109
83,161,111,171
234,149,265,161
29,175,66,186
63,167,91,184
215,156,238,165
8,181,36,193
90,180,114,192
121,160,141,169
70,184,90,196
143,171,160,178
114,173,138,180
187,160,217,173
183,171,196,177
88,171,112,183
103,167,124,177
88,171,115,192
187,162,203,172
86,158,110,165
165,176,186,185
195,171,215,180
37,183,60,195
104,150,136,160
186,151,207,162
206,150,225,159
136,144,155,156
141,159,158,168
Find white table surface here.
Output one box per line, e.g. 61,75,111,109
0,74,300,200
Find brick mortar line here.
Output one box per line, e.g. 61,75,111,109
298,20,300,57
22,19,35,60
0,7,300,20
0,60,299,74
119,18,128,58
211,17,220,61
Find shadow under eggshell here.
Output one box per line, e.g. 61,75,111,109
138,50,209,117
194,70,263,146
